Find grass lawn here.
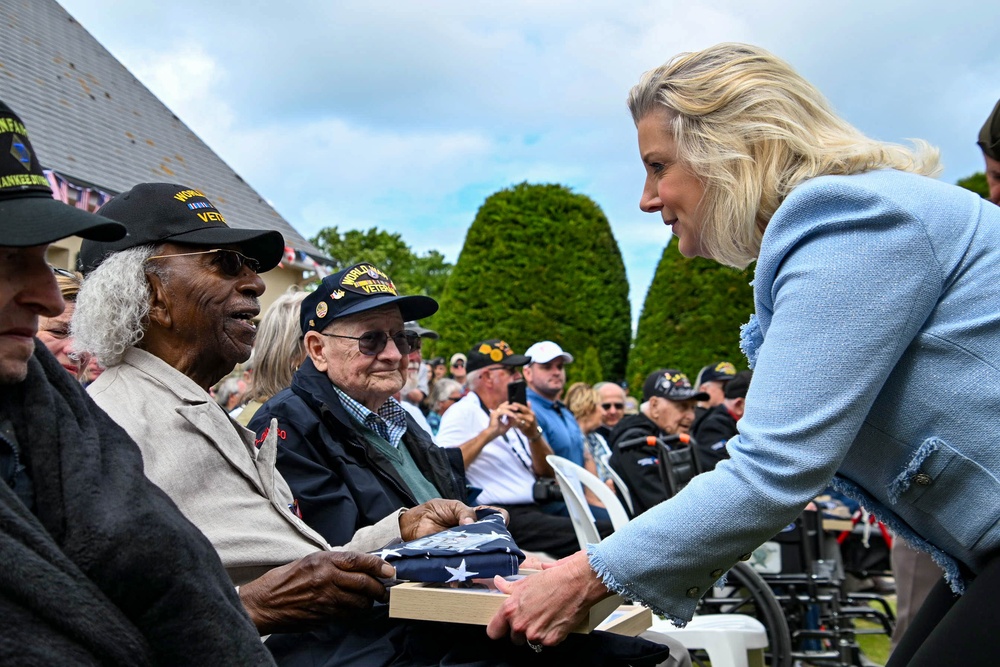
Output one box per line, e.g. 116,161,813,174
852,595,897,666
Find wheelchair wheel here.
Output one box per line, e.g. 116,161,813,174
695,561,793,667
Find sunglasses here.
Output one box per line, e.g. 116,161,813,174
451,360,465,368
49,265,78,279
601,402,625,411
146,248,261,276
444,394,463,402
321,330,420,356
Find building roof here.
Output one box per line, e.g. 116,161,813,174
0,0,325,257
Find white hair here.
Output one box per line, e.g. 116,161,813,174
429,378,463,411
466,368,486,392
72,246,159,368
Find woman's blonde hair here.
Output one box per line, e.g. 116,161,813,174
564,382,599,421
246,287,309,403
628,43,941,268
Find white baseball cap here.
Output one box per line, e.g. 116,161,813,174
524,341,574,365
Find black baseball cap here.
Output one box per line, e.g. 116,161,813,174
979,98,1000,161
0,101,125,247
301,262,438,334
695,361,738,386
723,370,752,399
643,369,710,403
78,182,284,274
465,339,530,374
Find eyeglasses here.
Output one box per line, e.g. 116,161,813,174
601,402,625,411
49,265,78,279
409,336,423,352
444,394,463,402
146,248,261,276
451,360,465,368
320,330,420,356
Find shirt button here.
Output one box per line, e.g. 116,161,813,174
686,587,700,598
914,472,933,486
739,552,752,561
710,569,724,579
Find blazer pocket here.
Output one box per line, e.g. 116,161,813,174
889,437,1000,549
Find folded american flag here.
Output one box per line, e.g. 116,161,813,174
372,509,525,583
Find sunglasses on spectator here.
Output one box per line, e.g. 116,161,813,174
146,248,261,276
444,394,463,402
451,360,465,368
320,330,420,356
49,265,77,279
601,402,625,411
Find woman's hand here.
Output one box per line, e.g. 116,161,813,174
486,550,613,647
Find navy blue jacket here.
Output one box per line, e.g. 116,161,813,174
248,359,467,548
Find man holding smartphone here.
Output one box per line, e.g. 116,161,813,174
437,339,589,558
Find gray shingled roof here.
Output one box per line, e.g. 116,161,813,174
0,0,324,257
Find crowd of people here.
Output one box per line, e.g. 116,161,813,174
3,39,1000,667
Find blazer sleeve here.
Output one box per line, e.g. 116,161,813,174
589,179,943,623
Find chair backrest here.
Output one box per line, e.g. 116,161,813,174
548,459,601,551
598,450,635,516
547,455,631,542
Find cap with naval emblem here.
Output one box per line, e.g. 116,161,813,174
643,369,710,403
0,100,125,247
301,261,438,334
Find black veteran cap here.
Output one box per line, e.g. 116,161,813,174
78,182,284,273
0,101,125,247
978,98,1000,161
696,361,738,386
301,262,438,334
643,369,710,403
465,339,531,374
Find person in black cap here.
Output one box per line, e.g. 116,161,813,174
690,370,751,472
606,369,709,516
978,98,1000,205
249,262,474,548
0,102,272,664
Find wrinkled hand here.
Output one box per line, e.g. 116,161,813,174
487,551,612,647
239,551,394,634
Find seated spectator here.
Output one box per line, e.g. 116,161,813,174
427,377,464,435
249,263,469,546
594,381,627,439
978,97,1000,205
0,105,270,663
400,319,436,407
216,375,248,415
449,351,468,385
437,340,609,558
523,341,584,465
35,268,86,379
565,382,616,489
237,287,309,425
692,360,736,429
74,185,514,664
607,369,708,515
691,370,751,471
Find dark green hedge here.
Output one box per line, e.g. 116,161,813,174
626,236,754,393
430,183,631,380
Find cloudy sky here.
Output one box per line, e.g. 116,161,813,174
58,1,1000,321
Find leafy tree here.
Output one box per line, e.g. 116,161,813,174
431,183,631,380
567,346,604,386
310,226,452,300
627,236,754,392
956,172,989,199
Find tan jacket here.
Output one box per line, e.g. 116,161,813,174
89,348,401,586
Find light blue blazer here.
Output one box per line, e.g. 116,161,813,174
591,170,1000,623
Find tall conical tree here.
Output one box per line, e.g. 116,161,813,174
627,236,754,393
431,183,631,379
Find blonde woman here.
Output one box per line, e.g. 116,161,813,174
488,43,1000,666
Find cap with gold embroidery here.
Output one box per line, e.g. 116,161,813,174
301,261,438,334
79,182,284,273
643,369,710,403
465,339,531,373
0,100,125,247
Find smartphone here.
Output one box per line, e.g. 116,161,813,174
507,379,527,406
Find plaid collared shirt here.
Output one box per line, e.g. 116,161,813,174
333,386,409,449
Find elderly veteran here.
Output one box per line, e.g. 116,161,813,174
248,263,471,548
978,98,1000,205
74,186,516,665
0,106,271,664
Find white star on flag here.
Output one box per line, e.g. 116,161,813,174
445,558,479,582
374,547,402,560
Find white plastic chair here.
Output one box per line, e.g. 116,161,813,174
598,449,635,515
545,454,769,667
